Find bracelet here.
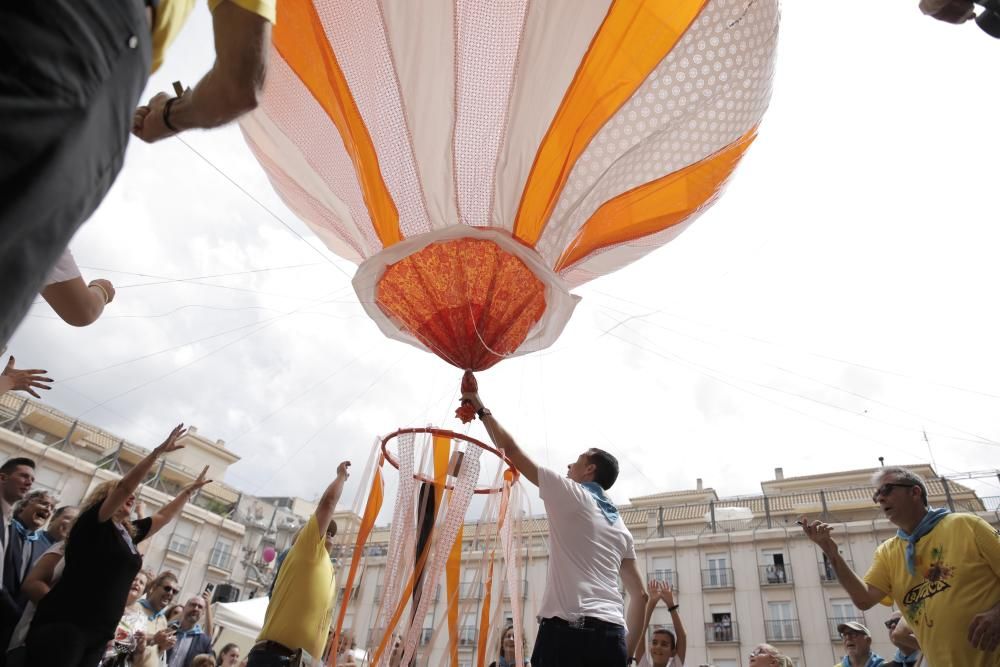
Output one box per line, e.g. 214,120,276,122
89,281,110,304
668,604,680,612
476,407,492,419
163,96,181,132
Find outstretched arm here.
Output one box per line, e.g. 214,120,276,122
315,461,351,534
661,580,686,664
133,2,270,142
0,356,52,397
621,558,649,660
461,372,539,486
634,580,661,663
41,278,114,327
100,425,187,523
148,466,212,537
799,516,886,610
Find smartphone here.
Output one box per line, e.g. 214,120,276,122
204,583,216,594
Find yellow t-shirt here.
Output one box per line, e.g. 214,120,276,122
864,513,1000,667
258,514,336,660
150,0,277,73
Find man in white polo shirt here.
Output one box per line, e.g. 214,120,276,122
462,372,647,667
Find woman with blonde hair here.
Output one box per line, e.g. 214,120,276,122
26,424,210,667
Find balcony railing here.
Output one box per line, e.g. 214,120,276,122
819,560,853,584
208,547,234,571
458,626,477,646
459,582,482,600
759,564,793,586
764,619,802,642
828,616,864,640
167,534,194,557
704,621,738,643
650,569,679,591
337,586,360,601
701,568,734,590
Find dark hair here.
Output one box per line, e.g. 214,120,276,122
52,505,76,519
586,448,619,490
0,458,35,475
326,519,338,538
147,571,179,594
217,644,239,665
652,627,676,649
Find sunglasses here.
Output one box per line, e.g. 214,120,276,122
872,482,916,504
161,585,180,595
884,618,900,629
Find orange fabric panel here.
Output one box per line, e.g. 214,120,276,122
376,238,547,370
446,525,463,665
512,0,710,247
273,0,401,248
555,128,757,272
327,463,384,666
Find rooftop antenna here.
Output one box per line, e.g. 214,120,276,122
878,456,884,467
923,428,939,474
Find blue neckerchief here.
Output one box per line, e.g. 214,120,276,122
897,508,949,575
139,598,166,620
11,519,39,542
581,482,619,525
840,653,884,667
173,623,203,638
892,649,920,664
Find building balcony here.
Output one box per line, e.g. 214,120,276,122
458,626,477,646
459,582,482,600
764,619,802,643
819,560,853,584
701,568,734,590
704,621,738,644
759,564,793,586
828,616,865,640
650,569,679,591
207,548,234,572
167,534,195,558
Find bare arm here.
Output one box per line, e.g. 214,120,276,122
620,558,649,660
40,278,114,327
133,2,270,142
461,372,539,486
21,551,62,603
148,465,211,537
663,581,686,664
100,425,187,523
315,461,351,534
799,516,886,610
634,580,660,663
891,616,921,655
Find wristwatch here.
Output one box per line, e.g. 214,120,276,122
477,407,492,419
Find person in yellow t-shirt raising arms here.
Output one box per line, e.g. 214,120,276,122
248,460,350,667
800,466,1000,667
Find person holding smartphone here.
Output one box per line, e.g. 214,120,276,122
166,593,213,667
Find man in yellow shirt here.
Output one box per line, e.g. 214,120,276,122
801,466,1000,667
0,0,275,345
249,460,350,666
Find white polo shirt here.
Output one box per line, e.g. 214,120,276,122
536,466,636,626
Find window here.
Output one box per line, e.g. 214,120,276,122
209,536,235,570
762,550,789,584
168,520,196,556
651,556,675,587
767,601,797,640
706,554,730,587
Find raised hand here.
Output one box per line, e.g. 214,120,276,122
337,461,352,480
155,424,188,455
182,466,212,495
799,515,838,552
660,579,676,606
1,356,53,398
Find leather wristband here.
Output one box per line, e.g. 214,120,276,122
163,96,181,132
476,407,492,419
668,604,680,612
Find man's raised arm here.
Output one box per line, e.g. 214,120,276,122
800,516,887,610
315,461,351,532
461,371,539,486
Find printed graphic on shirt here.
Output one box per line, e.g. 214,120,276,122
901,546,954,625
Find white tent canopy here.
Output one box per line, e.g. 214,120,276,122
212,596,268,655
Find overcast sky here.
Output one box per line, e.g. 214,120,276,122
9,2,1000,518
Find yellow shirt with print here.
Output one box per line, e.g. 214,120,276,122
258,514,336,659
150,0,277,73
864,513,1000,667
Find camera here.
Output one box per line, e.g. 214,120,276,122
974,0,1000,37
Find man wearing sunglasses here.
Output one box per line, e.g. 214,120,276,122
881,612,920,667
800,466,1000,667
138,571,180,667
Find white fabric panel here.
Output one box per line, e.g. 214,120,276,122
381,0,459,231
453,0,530,228
313,0,432,239
540,0,779,267
240,53,378,262
492,0,613,232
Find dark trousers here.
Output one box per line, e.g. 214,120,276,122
0,0,151,344
531,617,627,667
246,641,309,667
25,621,108,667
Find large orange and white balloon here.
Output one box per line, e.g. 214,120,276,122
240,0,778,370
